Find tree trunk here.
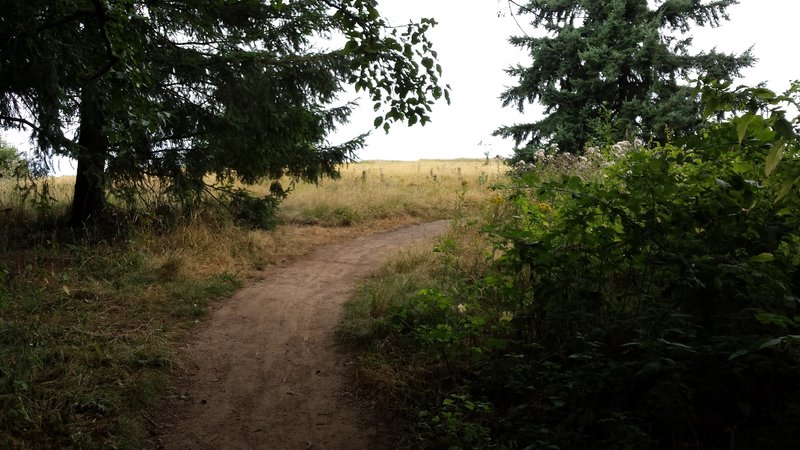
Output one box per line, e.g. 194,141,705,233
70,90,108,225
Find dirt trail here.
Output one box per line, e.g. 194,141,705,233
153,220,450,450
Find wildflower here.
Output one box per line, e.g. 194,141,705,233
457,303,468,314
585,146,603,162
500,311,513,322
537,202,554,213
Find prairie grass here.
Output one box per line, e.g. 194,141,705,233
276,159,506,225
0,158,504,448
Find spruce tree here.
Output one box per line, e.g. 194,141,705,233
0,1,449,224
495,0,753,157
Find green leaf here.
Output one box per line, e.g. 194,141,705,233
776,173,800,202
728,349,749,360
373,116,383,128
754,310,794,328
750,253,774,263
736,115,755,146
344,39,359,53
759,336,784,349
765,140,785,177
566,176,583,190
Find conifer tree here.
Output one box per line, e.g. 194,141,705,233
0,1,449,224
495,0,752,156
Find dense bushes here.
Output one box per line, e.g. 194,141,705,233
341,83,800,448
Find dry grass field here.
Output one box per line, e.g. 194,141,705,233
275,158,506,225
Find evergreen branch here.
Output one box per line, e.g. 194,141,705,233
0,115,76,150
507,0,587,26
32,9,97,34
0,114,39,131
506,1,532,39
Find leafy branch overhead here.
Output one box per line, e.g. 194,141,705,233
334,4,451,131
0,0,450,224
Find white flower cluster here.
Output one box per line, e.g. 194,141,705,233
510,139,643,176
612,138,644,157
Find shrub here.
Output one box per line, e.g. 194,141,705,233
343,81,800,449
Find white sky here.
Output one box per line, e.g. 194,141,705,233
342,0,800,161
3,0,798,173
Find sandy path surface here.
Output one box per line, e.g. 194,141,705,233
152,220,449,450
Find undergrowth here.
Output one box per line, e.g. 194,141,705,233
339,83,800,449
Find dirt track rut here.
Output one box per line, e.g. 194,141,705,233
153,220,450,449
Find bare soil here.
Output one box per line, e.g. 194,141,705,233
151,220,450,449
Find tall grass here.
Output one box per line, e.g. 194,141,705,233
276,159,506,226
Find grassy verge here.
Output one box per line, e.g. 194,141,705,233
337,219,500,448
0,159,503,448
339,142,800,449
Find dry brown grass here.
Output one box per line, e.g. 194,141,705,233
175,158,508,280
274,159,507,225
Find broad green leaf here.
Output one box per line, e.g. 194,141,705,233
736,115,755,145
728,349,749,360
765,140,785,177
759,336,784,349
754,310,794,328
776,173,800,202
750,253,774,263
566,176,583,190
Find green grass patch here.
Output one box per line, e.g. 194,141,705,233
0,225,243,449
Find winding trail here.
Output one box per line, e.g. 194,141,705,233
153,220,450,449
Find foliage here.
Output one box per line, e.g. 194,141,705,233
0,137,22,179
495,0,752,155
0,0,449,224
342,82,800,448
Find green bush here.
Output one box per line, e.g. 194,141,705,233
343,82,800,449
0,139,21,178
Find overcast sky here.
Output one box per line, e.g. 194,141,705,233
3,1,798,173
338,0,800,161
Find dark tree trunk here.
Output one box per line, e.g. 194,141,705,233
70,90,108,225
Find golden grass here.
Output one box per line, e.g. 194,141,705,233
151,159,508,282
274,159,507,225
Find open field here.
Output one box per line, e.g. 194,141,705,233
276,159,507,225
0,159,503,448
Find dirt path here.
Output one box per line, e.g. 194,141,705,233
152,220,450,450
